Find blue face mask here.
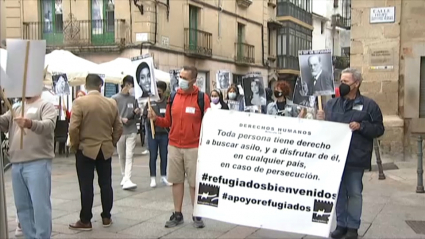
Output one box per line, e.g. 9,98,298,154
179,78,190,90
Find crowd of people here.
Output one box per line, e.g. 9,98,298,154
1,66,383,239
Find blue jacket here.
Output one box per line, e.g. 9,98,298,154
324,92,385,169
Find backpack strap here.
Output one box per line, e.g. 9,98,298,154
197,91,205,119
168,91,177,124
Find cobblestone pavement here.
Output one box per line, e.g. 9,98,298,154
4,149,425,239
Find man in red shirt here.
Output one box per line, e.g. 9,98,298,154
148,66,210,229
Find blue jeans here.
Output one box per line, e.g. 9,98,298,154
147,130,168,177
12,159,52,239
336,168,364,229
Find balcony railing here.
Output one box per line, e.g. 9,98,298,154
277,1,312,25
277,55,299,70
23,19,127,48
184,28,213,58
333,56,350,69
332,14,351,29
234,42,255,65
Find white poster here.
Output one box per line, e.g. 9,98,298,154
5,39,46,98
194,110,352,238
131,55,159,101
216,70,231,89
196,72,206,92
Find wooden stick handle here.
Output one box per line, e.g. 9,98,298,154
148,97,155,139
318,96,323,111
20,41,30,149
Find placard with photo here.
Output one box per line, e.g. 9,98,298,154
132,55,159,101
242,73,266,107
52,73,70,95
298,49,335,96
216,71,231,89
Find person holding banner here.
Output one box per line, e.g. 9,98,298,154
68,74,123,231
148,66,210,229
317,68,384,239
210,89,229,110
226,84,244,111
112,75,140,190
0,94,57,239
266,81,300,117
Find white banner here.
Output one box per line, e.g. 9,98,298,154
194,110,352,238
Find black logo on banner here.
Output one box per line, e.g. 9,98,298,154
312,199,334,224
197,183,220,207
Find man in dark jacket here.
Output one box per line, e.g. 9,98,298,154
317,68,384,239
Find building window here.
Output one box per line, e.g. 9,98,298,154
188,5,199,50
276,22,312,70
277,0,312,25
91,0,115,44
41,0,63,33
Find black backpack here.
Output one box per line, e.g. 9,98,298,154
168,91,205,123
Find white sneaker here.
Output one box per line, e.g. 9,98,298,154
150,177,157,188
161,176,172,186
15,226,23,237
142,150,149,155
123,180,137,190
120,177,127,186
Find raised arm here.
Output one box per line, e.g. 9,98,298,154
30,103,57,135
359,102,385,139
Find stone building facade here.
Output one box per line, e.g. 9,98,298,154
351,0,425,159
2,0,278,92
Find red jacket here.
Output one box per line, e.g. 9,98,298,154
155,86,210,148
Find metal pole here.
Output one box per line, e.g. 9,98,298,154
417,135,424,193
373,139,386,180
0,137,9,239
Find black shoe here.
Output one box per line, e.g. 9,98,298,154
165,212,184,228
330,226,348,239
346,228,358,239
192,216,205,228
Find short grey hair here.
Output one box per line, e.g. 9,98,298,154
341,68,362,83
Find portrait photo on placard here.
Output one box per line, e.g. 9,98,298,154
52,73,70,95
242,74,267,107
196,72,206,92
133,56,158,99
169,69,180,94
216,71,231,89
292,77,317,108
299,49,335,96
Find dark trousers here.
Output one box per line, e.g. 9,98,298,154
76,150,113,223
147,131,168,177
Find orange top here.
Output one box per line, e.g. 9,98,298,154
155,86,210,148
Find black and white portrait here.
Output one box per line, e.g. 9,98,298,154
216,71,231,89
299,49,335,96
132,55,158,100
52,73,70,95
242,74,267,107
169,69,180,94
196,72,206,92
292,77,316,108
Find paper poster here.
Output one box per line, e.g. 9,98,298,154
132,55,159,101
194,109,352,238
298,49,335,96
242,73,266,107
52,73,70,95
216,71,231,90
4,39,46,98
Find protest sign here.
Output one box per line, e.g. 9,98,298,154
4,39,46,98
194,110,352,238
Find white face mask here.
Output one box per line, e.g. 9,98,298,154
179,78,190,90
228,92,237,100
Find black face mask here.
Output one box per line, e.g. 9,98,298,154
274,91,284,98
339,83,351,97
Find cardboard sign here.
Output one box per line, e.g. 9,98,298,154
4,39,46,98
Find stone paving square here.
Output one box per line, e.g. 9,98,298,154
3,149,425,239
